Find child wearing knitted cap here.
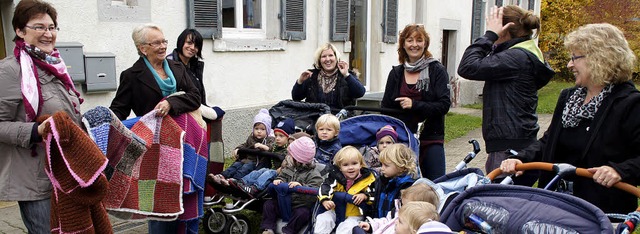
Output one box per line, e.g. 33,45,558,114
233,118,296,196
261,136,323,234
363,125,399,173
315,146,376,234
210,109,275,184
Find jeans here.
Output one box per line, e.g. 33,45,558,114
221,161,256,180
18,198,51,234
148,220,178,234
241,168,277,190
419,142,446,180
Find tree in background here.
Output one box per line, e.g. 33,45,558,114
539,0,640,81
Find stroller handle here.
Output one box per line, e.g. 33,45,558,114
488,162,640,211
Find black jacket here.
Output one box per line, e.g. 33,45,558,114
167,49,207,105
458,31,555,152
515,81,640,214
291,68,365,111
109,57,201,120
381,61,451,141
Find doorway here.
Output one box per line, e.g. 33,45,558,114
348,0,368,88
442,29,459,106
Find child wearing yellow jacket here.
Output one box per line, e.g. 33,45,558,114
315,146,376,234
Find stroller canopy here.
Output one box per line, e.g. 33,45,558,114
440,184,613,234
338,114,419,156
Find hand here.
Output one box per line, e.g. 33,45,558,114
358,222,371,231
588,166,621,188
273,179,283,185
486,6,514,39
352,193,367,205
154,100,172,117
37,117,52,136
337,60,349,77
232,149,239,160
394,97,413,109
298,70,313,84
254,143,268,151
322,200,335,210
500,158,524,177
288,181,301,188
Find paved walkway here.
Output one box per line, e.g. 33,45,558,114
0,107,553,233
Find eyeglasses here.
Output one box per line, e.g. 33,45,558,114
145,39,169,47
24,25,60,33
570,55,585,62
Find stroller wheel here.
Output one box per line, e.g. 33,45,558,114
225,214,250,234
203,208,227,234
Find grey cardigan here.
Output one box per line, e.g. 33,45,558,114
0,54,81,201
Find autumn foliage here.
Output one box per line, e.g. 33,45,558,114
539,0,640,81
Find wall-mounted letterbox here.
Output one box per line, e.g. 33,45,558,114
83,52,117,93
56,42,85,83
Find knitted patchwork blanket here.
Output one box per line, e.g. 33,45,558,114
83,107,184,219
83,107,208,226
42,111,112,234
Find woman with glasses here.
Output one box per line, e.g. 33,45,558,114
457,5,555,184
291,43,365,112
501,23,640,215
109,23,200,121
380,24,451,180
0,0,82,233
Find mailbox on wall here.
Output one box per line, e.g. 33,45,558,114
83,52,117,93
56,42,85,83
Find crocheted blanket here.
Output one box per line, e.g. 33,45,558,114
43,111,112,234
83,107,208,228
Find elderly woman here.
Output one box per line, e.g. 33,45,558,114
501,23,640,214
109,24,201,233
381,24,451,180
292,43,365,111
109,24,201,121
0,0,83,232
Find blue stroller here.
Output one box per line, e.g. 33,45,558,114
439,162,640,234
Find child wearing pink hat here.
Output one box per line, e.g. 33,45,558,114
363,125,399,173
260,137,323,234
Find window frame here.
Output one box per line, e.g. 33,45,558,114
221,0,268,39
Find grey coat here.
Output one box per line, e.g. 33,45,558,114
0,54,81,201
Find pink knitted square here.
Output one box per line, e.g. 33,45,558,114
157,146,183,183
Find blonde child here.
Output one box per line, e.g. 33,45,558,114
394,202,441,234
363,125,399,173
314,113,342,165
210,109,274,184
260,136,323,234
373,144,418,219
357,183,439,234
315,146,376,234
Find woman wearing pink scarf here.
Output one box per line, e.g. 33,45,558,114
0,1,82,233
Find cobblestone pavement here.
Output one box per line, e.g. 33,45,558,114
0,107,552,234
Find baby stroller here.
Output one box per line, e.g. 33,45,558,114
202,100,331,234
439,162,640,234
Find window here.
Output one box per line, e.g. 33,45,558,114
382,0,398,43
281,0,306,41
330,0,351,41
222,0,266,39
111,0,138,6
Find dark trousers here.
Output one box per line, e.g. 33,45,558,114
486,151,537,186
261,199,311,234
419,142,446,180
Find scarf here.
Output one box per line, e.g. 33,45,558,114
404,56,437,92
318,69,339,94
561,84,613,128
14,39,83,122
143,57,176,97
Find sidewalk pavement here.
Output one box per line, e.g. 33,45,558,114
0,107,552,234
